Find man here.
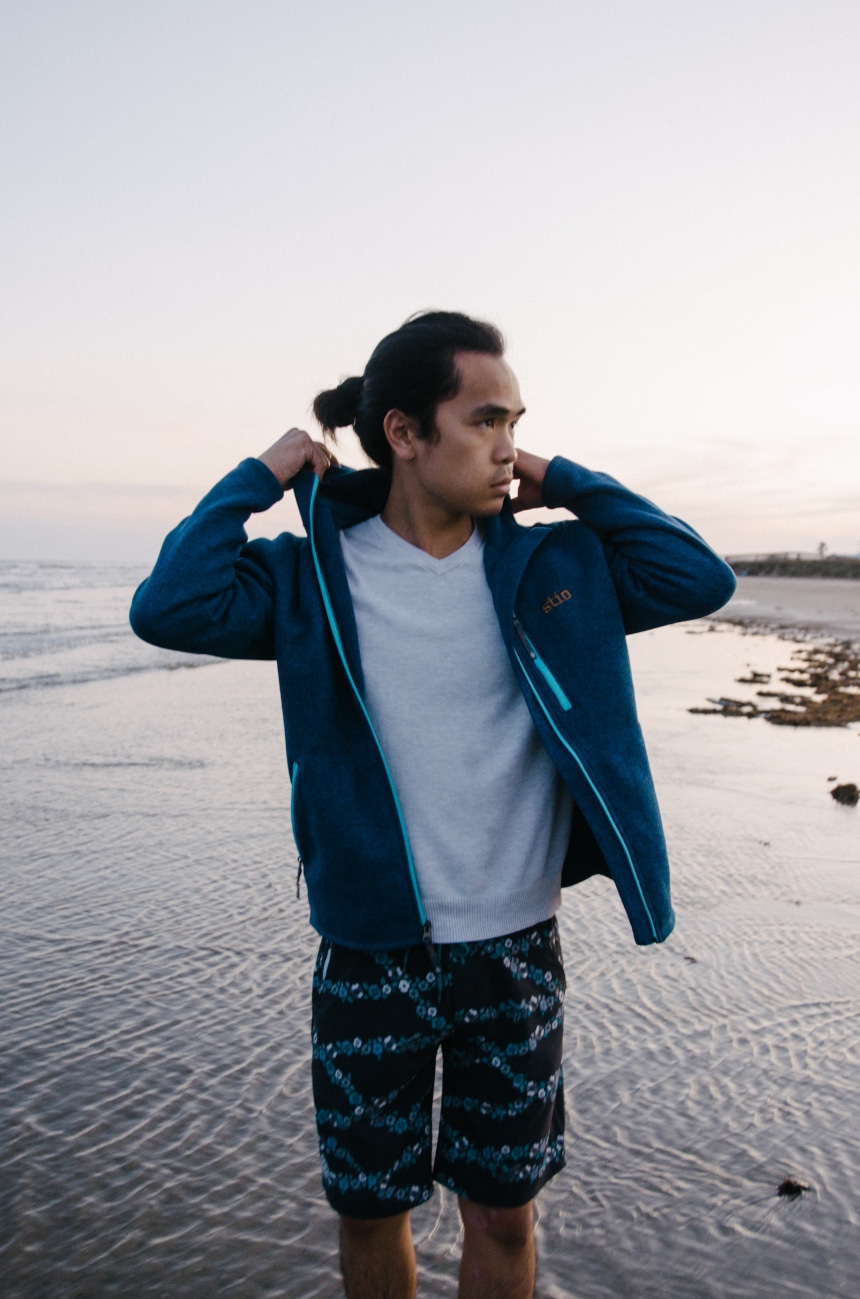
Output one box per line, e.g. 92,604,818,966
131,311,735,1297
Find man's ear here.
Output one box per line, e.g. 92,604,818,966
383,409,420,463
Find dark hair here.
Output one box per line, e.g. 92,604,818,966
313,310,505,471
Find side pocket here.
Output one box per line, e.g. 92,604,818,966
290,762,303,854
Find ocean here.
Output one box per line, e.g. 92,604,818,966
1,562,858,1296
0,560,214,694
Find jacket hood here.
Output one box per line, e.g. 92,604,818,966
292,464,391,533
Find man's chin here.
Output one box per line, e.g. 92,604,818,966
472,497,508,518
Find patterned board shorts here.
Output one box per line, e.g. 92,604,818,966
311,918,566,1218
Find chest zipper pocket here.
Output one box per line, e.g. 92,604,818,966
290,762,304,897
513,617,572,711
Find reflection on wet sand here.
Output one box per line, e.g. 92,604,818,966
1,580,858,1297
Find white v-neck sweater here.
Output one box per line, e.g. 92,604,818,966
339,515,573,944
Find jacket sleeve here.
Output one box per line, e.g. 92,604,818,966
541,456,736,633
129,457,291,659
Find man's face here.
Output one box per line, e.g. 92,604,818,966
409,351,524,518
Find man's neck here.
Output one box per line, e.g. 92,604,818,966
381,480,474,559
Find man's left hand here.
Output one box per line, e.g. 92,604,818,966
512,450,550,512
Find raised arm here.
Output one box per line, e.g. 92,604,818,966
130,429,336,658
514,449,736,632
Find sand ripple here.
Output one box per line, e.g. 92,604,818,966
2,624,858,1296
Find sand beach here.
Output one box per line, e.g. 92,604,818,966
1,563,858,1297
710,575,860,642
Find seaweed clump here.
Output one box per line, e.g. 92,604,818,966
691,640,860,727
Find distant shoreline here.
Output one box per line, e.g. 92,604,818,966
726,555,860,580
708,574,860,645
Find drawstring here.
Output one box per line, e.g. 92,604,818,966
423,921,443,1007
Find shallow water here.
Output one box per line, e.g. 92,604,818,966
720,576,860,641
0,559,216,693
1,570,858,1297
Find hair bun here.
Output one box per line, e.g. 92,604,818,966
313,375,364,432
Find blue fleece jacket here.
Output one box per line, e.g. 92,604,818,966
130,456,735,950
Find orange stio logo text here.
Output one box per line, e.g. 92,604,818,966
542,590,572,613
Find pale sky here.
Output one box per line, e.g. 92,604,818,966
2,0,859,560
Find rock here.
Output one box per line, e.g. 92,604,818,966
694,640,860,728
831,783,859,806
777,1177,809,1198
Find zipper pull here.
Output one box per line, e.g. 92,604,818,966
422,921,443,1007
513,616,536,659
296,858,303,899
422,921,441,977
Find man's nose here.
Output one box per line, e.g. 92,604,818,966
495,427,517,462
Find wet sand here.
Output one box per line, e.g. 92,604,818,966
710,575,860,642
1,605,858,1296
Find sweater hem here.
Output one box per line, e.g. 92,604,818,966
423,879,563,944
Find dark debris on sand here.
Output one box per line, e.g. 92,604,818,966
691,640,860,728
831,783,859,806
777,1178,810,1199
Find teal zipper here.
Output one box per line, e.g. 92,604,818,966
513,617,572,711
290,761,304,897
513,643,659,942
308,476,427,932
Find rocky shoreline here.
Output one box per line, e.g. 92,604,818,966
727,555,860,580
689,636,860,728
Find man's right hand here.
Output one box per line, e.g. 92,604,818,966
258,428,338,489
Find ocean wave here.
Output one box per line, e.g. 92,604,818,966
0,656,222,695
0,559,225,694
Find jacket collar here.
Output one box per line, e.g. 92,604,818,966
482,507,552,621
293,464,391,533
296,462,552,605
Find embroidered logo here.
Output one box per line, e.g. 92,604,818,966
542,589,571,614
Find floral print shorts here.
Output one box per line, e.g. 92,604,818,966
311,918,566,1218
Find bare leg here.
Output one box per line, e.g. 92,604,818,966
339,1211,416,1299
457,1199,536,1299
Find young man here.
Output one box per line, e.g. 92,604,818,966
131,311,735,1298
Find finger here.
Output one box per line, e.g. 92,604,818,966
315,441,340,469
512,448,541,478
310,442,334,477
512,497,540,514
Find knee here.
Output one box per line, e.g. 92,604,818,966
458,1198,534,1249
340,1210,410,1246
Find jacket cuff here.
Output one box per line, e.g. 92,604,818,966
230,457,286,511
541,455,590,509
